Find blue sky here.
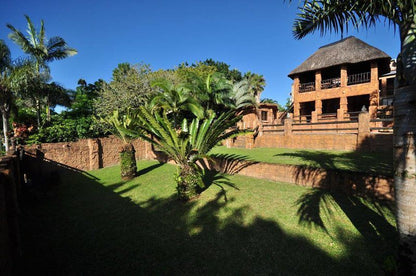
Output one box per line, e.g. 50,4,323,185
1,0,400,106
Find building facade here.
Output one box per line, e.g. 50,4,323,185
288,36,393,122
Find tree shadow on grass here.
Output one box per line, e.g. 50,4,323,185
17,153,392,275
295,188,398,273
274,150,393,176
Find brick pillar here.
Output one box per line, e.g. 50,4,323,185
315,99,322,116
357,112,370,151
340,96,348,110
337,109,345,121
294,102,300,118
371,62,378,84
315,71,322,91
311,111,318,123
380,78,387,98
88,139,100,170
341,65,348,86
284,118,293,136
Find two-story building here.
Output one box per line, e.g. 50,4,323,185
288,36,393,122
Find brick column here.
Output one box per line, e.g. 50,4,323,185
315,71,321,91
88,139,100,170
315,99,322,116
341,65,348,86
311,111,318,123
370,62,378,84
357,112,370,150
284,118,293,136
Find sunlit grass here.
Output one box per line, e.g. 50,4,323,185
211,146,393,176
19,161,397,275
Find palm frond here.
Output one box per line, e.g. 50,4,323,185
293,0,398,40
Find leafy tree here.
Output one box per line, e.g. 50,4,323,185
125,106,248,201
149,78,204,126
200,59,243,82
7,15,77,125
94,63,154,117
291,1,416,273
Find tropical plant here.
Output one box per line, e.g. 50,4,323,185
126,106,248,201
100,110,140,180
230,79,257,111
0,40,36,152
244,71,266,103
7,15,77,125
291,1,416,274
150,78,204,126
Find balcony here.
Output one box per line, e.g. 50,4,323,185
321,77,341,89
347,72,370,85
299,81,315,93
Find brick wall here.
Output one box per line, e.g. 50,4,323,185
25,136,155,171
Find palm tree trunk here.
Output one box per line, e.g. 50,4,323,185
394,85,416,275
175,164,200,201
36,99,41,127
119,142,137,180
394,22,416,275
2,109,9,153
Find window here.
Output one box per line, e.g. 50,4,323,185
261,111,268,121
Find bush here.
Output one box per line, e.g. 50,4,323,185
26,116,105,144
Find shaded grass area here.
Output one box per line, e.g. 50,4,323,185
18,161,397,275
211,146,393,176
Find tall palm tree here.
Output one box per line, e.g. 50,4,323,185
244,71,266,103
7,15,77,126
0,41,35,152
291,1,416,274
0,40,12,152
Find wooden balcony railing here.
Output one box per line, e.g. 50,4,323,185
299,82,315,93
347,72,370,85
321,77,341,89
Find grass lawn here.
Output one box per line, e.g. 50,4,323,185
19,161,397,275
211,146,393,176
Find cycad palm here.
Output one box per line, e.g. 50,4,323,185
128,106,247,200
291,1,416,273
7,15,77,125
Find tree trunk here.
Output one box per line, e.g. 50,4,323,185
394,20,416,275
175,164,201,201
394,85,416,276
2,110,9,153
119,143,137,180
36,99,41,127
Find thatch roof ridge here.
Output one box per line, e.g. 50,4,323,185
288,36,391,78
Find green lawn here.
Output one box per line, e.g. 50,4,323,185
19,161,397,275
211,146,393,176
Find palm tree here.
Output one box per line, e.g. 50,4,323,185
0,40,35,152
7,15,77,126
150,78,204,126
291,1,416,274
244,71,266,103
126,106,248,201
0,40,12,152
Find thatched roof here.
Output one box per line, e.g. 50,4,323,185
288,36,391,78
